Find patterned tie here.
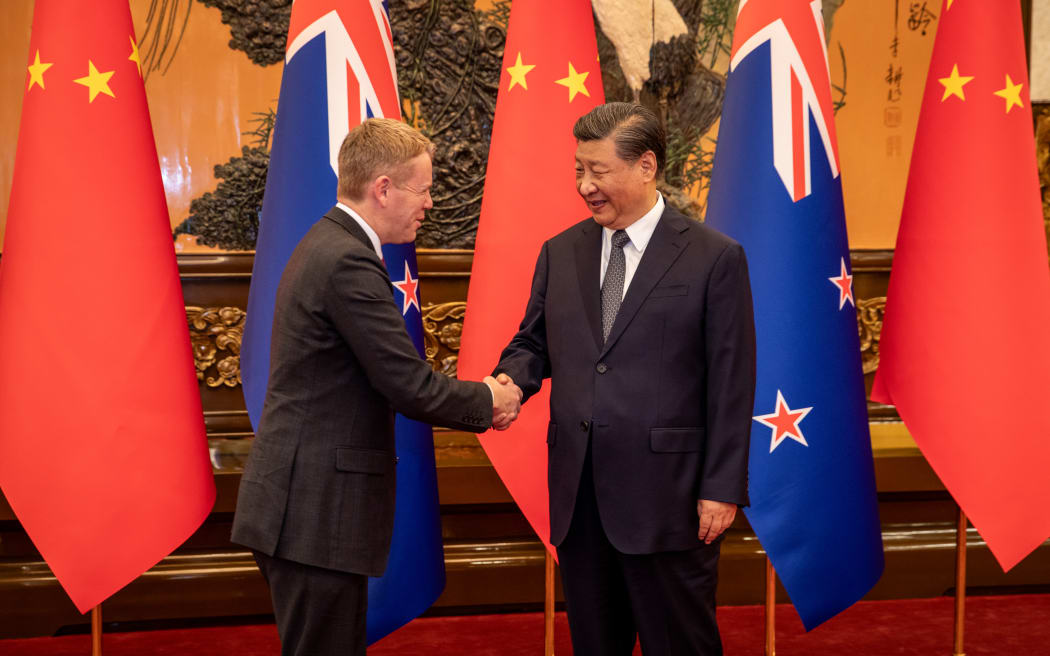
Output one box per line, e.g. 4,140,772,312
601,229,631,342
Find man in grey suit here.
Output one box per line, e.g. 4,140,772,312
495,103,756,655
232,119,521,656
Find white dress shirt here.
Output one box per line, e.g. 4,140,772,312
336,202,383,259
599,193,665,299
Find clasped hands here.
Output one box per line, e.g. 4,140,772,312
484,373,522,431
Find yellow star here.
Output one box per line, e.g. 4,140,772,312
27,50,53,91
506,52,535,92
947,0,954,9
992,74,1024,113
74,60,116,102
554,62,591,102
938,64,973,102
129,36,142,77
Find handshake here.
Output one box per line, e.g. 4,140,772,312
483,373,522,431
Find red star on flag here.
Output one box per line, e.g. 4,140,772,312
391,261,420,315
828,257,854,309
754,390,813,453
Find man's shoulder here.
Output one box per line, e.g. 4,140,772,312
281,216,381,289
661,206,743,253
546,217,597,246
298,213,375,258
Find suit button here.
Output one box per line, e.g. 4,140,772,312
395,456,400,464
596,363,609,374
580,420,590,432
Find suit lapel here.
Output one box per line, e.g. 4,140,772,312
600,208,691,357
574,221,605,351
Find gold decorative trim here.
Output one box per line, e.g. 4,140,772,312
857,297,886,375
422,302,467,377
187,306,245,388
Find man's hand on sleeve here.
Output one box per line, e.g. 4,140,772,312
697,499,737,544
484,374,522,431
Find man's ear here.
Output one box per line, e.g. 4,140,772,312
371,175,393,207
638,151,658,182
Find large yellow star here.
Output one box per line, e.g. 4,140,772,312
993,74,1024,113
554,62,590,102
129,36,142,77
946,0,954,9
27,50,53,91
74,60,116,102
938,64,973,102
506,52,535,91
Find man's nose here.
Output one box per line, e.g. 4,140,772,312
424,190,433,210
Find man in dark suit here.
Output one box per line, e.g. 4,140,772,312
232,118,521,656
495,102,756,655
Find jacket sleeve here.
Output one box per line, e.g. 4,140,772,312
699,242,756,506
326,248,493,433
493,241,552,403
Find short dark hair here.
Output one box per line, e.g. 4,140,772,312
572,102,666,177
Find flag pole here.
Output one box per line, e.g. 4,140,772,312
545,550,556,656
91,605,102,656
765,557,775,656
953,506,967,656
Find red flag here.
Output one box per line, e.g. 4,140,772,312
0,0,215,612
871,0,1050,571
457,0,604,552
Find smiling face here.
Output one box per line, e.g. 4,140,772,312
378,153,433,244
575,136,658,230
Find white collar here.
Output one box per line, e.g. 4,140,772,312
336,202,383,259
603,192,664,252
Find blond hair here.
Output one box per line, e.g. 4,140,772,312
336,118,435,201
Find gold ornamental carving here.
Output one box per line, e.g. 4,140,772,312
422,302,467,377
182,298,885,386
186,306,245,388
1035,104,1050,255
857,297,886,375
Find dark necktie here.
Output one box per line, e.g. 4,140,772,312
601,229,631,342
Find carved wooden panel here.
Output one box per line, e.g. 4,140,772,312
187,306,244,388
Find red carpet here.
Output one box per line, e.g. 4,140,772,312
3,594,1048,655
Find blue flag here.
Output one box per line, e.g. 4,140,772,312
240,1,444,642
705,0,883,629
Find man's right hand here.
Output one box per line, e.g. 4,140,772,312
484,374,522,430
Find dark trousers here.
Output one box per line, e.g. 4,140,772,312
253,550,367,656
556,445,723,656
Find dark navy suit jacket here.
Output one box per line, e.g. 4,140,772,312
496,206,756,554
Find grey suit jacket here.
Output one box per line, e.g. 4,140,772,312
496,206,756,554
232,206,492,576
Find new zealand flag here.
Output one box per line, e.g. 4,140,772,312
240,0,444,642
705,0,884,629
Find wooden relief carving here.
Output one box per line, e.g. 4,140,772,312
187,306,245,388
857,297,886,375
422,302,467,377
1035,104,1050,253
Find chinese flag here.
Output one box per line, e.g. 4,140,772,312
0,1,215,612
457,0,603,552
872,0,1050,571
